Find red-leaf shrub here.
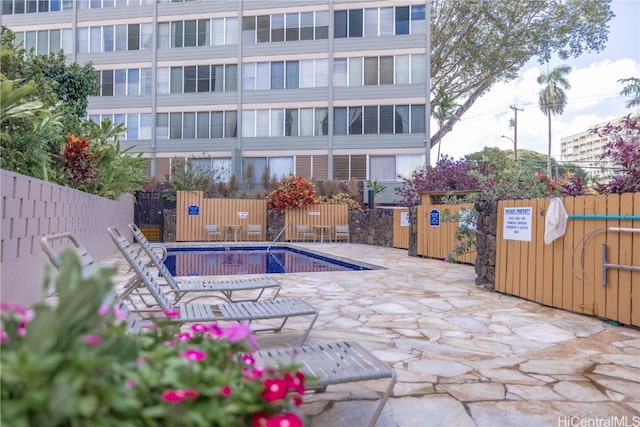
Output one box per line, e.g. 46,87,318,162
267,175,319,211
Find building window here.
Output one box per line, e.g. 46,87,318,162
285,13,299,41
197,65,210,92
411,5,426,34
271,61,285,89
183,20,197,47
257,15,270,43
395,105,409,134
242,16,255,44
102,70,114,96
364,8,378,37
183,66,196,93
397,154,423,179
369,156,395,181
334,10,347,38
170,112,182,139
380,105,393,134
333,59,347,86
211,112,223,138
271,14,284,42
285,109,299,136
300,12,314,40
395,6,410,35
348,9,363,37
348,106,363,135
364,106,378,134
183,112,196,139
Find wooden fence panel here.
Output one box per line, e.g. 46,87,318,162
632,194,640,326
541,198,554,307
604,194,621,321
416,203,426,255
393,208,410,249
176,192,267,242
283,204,348,241
497,193,639,327
571,195,586,313
560,196,576,311
416,200,475,263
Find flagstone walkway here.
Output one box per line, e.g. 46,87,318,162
108,242,640,427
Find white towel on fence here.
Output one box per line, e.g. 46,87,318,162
544,197,568,245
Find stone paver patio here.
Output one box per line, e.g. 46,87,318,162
107,242,640,427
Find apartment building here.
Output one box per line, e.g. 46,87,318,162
2,0,430,185
560,117,626,180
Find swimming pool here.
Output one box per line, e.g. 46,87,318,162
164,246,377,276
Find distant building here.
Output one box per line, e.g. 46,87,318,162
560,117,623,180
2,0,430,185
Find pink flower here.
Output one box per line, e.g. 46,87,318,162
219,385,232,396
113,305,128,321
161,388,199,403
208,324,223,337
261,378,289,402
98,304,110,316
17,322,27,337
124,379,136,388
251,412,303,427
164,309,180,318
190,324,209,334
180,348,207,362
242,353,256,365
284,372,305,395
82,335,102,346
1,329,7,343
224,321,258,348
243,367,264,380
177,332,192,341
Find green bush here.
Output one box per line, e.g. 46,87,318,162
1,250,306,427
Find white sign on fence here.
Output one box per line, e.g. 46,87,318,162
503,207,532,241
400,212,410,227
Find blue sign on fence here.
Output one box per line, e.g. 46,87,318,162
188,205,200,216
429,209,440,227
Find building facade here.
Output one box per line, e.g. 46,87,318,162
560,117,626,180
3,0,430,185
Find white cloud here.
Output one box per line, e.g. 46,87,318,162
436,58,640,164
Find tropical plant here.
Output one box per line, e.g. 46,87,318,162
395,156,482,206
0,74,63,178
1,250,306,427
590,114,640,194
618,77,640,109
537,64,572,175
267,175,319,211
318,193,361,210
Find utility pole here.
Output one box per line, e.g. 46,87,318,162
509,105,523,162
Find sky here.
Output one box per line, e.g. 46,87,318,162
434,0,640,166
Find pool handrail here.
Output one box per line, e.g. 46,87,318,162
267,222,291,252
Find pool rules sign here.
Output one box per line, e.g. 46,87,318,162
503,207,532,241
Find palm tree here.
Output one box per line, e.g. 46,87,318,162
432,86,460,163
537,64,571,176
618,77,640,109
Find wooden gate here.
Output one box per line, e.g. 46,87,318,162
496,193,639,327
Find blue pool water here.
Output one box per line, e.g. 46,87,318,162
164,246,374,276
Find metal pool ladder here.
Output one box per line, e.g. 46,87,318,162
267,222,291,252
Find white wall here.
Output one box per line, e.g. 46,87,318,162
0,170,134,305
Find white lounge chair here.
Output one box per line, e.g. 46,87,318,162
128,223,282,303
255,340,396,427
108,227,318,344
40,233,144,334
